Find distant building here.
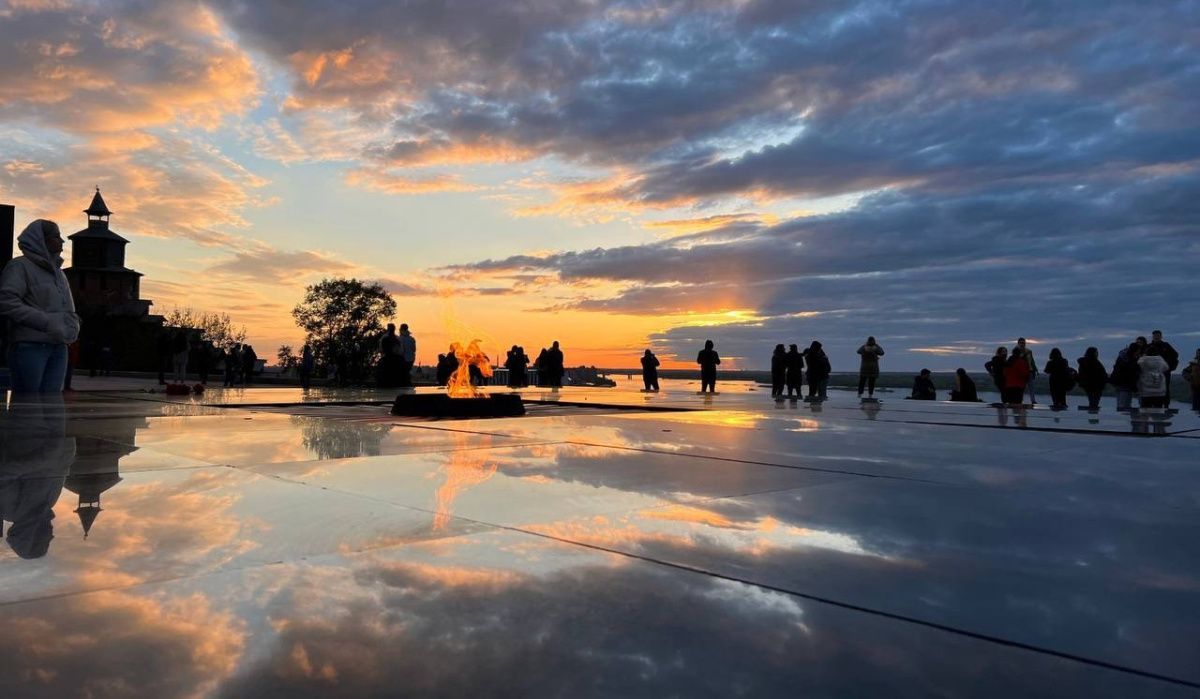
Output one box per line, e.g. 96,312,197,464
64,189,166,371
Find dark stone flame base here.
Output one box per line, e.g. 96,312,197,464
391,393,526,418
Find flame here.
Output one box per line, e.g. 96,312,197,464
447,339,493,398
432,437,498,530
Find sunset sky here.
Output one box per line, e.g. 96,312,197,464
1,0,1196,370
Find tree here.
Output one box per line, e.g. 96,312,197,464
163,307,247,350
292,278,396,385
276,345,300,373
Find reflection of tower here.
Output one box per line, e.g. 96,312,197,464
62,420,142,538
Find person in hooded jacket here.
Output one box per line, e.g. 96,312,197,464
784,344,804,398
1043,347,1074,409
984,346,1008,394
1076,347,1108,411
770,344,787,398
0,220,81,393
641,349,660,391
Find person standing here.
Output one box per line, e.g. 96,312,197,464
398,324,416,388
1148,330,1179,405
1183,349,1200,411
1016,337,1038,404
1043,347,1074,409
546,341,564,387
1110,342,1141,410
856,336,884,398
1003,348,1031,405
641,349,660,391
696,340,720,394
378,324,400,388
1076,347,1108,411
804,341,830,400
299,343,314,389
985,346,1008,395
770,344,787,398
784,344,804,398
241,344,257,386
1136,346,1170,409
0,220,80,393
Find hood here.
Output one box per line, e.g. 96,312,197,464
17,219,62,271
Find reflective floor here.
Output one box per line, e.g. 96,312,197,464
2,381,1198,698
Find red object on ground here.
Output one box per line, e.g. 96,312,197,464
164,384,191,395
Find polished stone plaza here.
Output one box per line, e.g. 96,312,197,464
1,380,1197,697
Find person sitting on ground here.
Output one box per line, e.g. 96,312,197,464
856,336,885,398
950,368,980,402
1136,345,1170,409
784,344,804,398
1003,348,1031,405
770,344,786,398
1184,348,1200,411
984,346,1007,394
641,349,660,391
911,369,936,400
1043,347,1074,409
696,340,720,393
0,220,80,394
1076,347,1108,411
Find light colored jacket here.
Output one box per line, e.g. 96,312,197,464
0,220,80,345
1136,355,1169,397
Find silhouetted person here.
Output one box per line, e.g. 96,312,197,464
0,220,79,393
195,339,213,385
1110,342,1141,410
1016,338,1038,404
985,346,1008,395
1044,347,1073,409
545,341,564,387
1149,330,1178,405
1003,348,1031,405
1076,347,1108,411
505,345,529,388
696,340,720,393
803,341,830,400
398,323,416,388
950,369,979,402
533,348,548,386
241,344,257,385
770,344,786,398
300,343,315,389
1184,348,1200,411
911,369,936,400
856,336,884,398
437,344,459,386
641,349,660,391
1137,345,1170,408
784,344,804,398
515,346,529,387
170,329,189,383
378,323,400,388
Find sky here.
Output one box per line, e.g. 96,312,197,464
1,0,1196,371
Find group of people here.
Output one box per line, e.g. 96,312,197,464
431,339,566,389
763,341,835,400
984,331,1194,410
377,323,417,388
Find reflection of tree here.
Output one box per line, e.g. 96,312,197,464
293,417,393,460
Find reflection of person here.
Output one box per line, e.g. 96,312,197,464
696,340,720,393
0,220,80,393
0,396,74,559
641,349,660,391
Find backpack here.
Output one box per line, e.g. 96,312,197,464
1143,370,1164,391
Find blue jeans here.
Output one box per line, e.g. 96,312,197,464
7,342,68,393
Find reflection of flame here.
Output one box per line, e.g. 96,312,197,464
432,438,498,530
447,339,493,398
